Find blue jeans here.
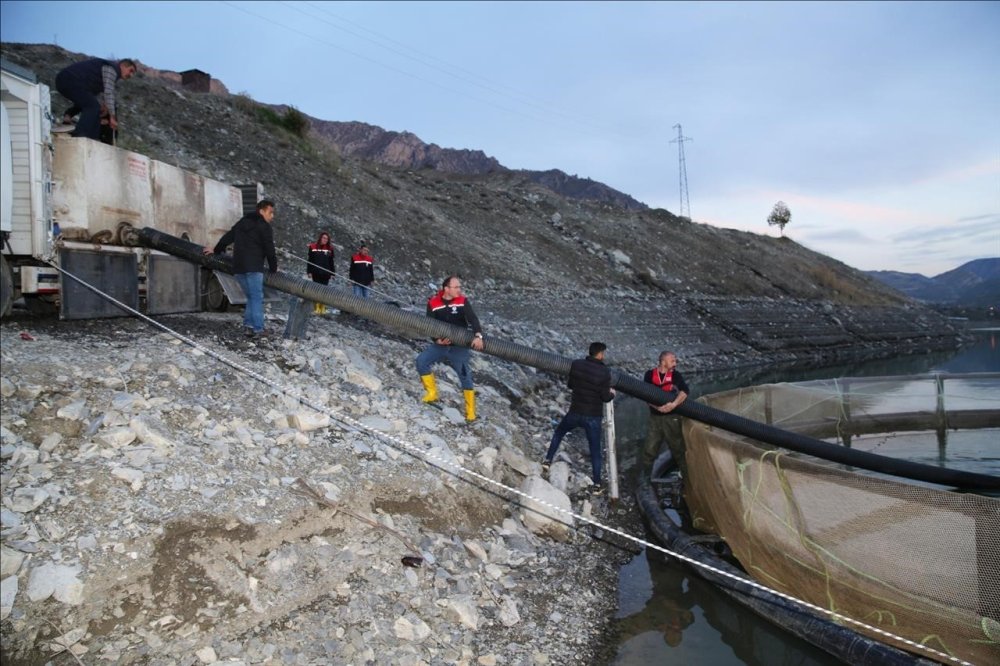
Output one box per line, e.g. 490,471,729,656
235,272,264,332
353,284,370,299
546,412,604,484
415,343,474,389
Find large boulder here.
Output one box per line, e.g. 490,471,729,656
517,476,573,541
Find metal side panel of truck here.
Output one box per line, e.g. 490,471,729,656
1,58,247,319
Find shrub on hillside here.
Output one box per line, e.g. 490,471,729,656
281,106,309,138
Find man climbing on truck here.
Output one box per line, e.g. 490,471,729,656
54,57,136,141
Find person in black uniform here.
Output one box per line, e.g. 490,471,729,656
349,243,375,299
543,342,616,494
415,275,485,422
307,231,335,314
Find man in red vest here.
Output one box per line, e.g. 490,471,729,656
642,351,690,476
416,276,485,422
349,243,375,299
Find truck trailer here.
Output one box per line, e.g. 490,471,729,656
1,58,257,319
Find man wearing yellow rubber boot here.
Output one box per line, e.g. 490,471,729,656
415,276,485,422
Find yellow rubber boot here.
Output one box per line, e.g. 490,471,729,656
464,389,477,422
420,374,438,404
317,302,327,315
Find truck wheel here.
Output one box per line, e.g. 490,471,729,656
0,254,13,318
203,273,229,312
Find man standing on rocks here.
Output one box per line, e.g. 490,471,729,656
204,200,278,337
54,57,136,141
641,351,690,477
349,242,375,299
543,342,616,495
416,276,485,422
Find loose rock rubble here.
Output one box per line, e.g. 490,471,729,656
1,310,641,665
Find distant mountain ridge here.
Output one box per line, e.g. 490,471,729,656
867,258,1000,306
307,117,647,211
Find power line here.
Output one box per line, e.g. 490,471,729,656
220,1,624,139
295,1,610,133
670,123,692,220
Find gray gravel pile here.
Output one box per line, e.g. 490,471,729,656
1,310,639,665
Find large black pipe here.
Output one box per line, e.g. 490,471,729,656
138,227,1000,491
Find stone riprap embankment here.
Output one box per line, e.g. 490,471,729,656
478,287,965,374
1,312,634,665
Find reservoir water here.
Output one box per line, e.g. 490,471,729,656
611,327,1000,665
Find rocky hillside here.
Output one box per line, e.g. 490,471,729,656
0,43,965,372
307,118,647,210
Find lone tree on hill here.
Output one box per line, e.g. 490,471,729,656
767,201,792,237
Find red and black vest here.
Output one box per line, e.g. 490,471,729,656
428,292,467,318
650,368,674,393
349,252,374,285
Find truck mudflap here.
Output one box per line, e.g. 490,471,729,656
212,271,246,306
204,270,284,310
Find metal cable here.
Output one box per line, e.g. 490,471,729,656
43,260,971,666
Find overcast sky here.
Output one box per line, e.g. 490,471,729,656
2,0,998,276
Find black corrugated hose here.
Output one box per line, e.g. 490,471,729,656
137,227,1000,491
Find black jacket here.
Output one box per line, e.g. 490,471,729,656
349,252,374,286
213,212,277,274
307,243,335,281
426,291,482,334
56,58,118,95
568,356,614,417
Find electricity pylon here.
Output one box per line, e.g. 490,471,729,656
670,124,692,220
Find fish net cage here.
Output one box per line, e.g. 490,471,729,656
683,373,1000,664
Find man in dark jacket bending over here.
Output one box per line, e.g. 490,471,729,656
543,342,616,494
55,57,136,141
205,200,278,336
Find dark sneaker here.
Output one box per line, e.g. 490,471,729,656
244,328,256,338
590,483,606,497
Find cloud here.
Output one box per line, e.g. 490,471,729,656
890,214,1000,245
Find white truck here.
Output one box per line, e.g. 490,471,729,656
1,58,257,319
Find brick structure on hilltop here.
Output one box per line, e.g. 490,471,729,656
181,69,211,93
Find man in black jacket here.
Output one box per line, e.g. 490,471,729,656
55,57,136,141
205,200,278,336
543,342,616,494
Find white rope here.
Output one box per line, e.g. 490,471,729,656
46,262,973,666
